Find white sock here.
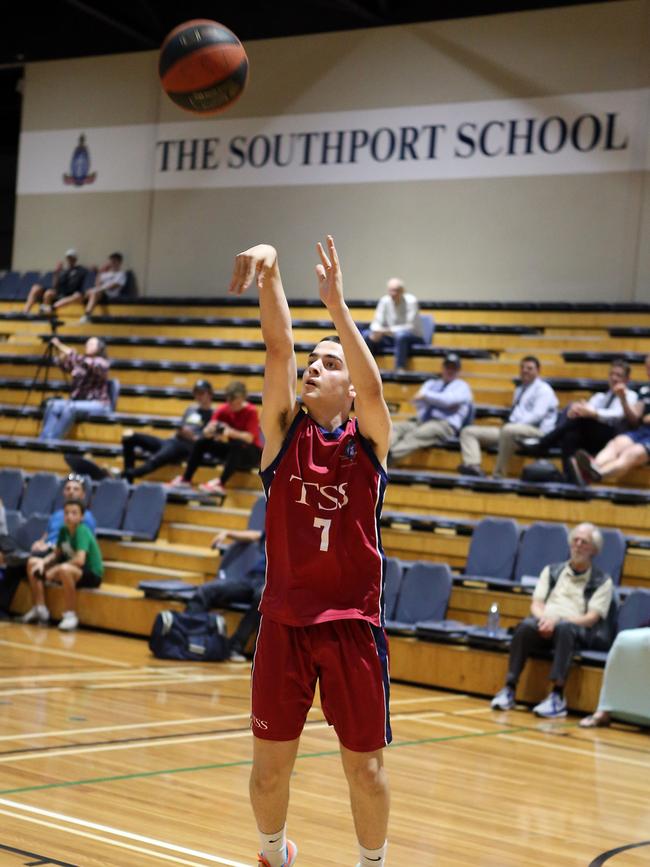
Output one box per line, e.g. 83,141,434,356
258,825,287,867
359,840,387,866
37,605,49,617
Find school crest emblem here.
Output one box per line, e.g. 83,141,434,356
63,134,97,187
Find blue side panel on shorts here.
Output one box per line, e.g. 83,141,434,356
370,623,392,746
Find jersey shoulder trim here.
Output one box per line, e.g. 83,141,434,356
260,408,306,490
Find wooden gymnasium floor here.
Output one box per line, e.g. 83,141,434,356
0,623,648,867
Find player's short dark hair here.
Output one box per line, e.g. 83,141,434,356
316,335,341,345
610,358,631,377
521,355,541,369
64,498,86,514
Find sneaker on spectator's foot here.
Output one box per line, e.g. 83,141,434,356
229,649,247,663
39,303,52,315
58,611,79,632
258,840,298,866
490,686,516,711
533,691,567,719
79,314,90,324
21,605,50,625
199,479,226,495
168,475,192,487
575,449,602,482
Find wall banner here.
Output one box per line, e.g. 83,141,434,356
17,88,650,194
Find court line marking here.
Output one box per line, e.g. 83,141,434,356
0,665,204,685
0,687,68,697
87,674,250,689
0,803,247,867
0,638,132,667
0,725,530,794
0,698,448,744
499,733,650,769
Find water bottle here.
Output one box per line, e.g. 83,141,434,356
487,602,500,636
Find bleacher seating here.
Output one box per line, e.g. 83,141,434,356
2,292,650,712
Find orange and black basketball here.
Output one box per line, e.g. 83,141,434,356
159,19,249,115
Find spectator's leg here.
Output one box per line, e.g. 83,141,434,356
393,333,419,370
505,617,549,688
219,443,263,486
494,423,541,478
52,563,83,614
122,433,158,474
459,425,500,471
23,283,44,315
58,400,109,440
130,436,189,479
39,398,69,440
549,621,581,687
599,442,648,479
182,438,227,483
390,419,453,462
53,291,82,311
84,287,105,315
559,419,612,479
26,557,47,607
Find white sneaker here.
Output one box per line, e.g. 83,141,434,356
21,605,50,625
490,686,516,711
229,650,247,663
79,314,90,324
58,611,79,631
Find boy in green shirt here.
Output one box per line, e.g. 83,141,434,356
24,499,103,631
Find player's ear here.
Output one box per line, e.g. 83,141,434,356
348,383,356,400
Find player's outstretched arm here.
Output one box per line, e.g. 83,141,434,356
229,244,298,467
316,236,391,465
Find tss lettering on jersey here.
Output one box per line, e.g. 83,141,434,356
289,475,349,510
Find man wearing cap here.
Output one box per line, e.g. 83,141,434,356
121,380,214,483
389,353,474,463
459,355,558,478
23,249,87,316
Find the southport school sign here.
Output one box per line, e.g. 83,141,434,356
16,88,650,194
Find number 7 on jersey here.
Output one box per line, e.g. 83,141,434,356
313,517,331,552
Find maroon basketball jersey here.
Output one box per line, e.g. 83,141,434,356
260,410,388,627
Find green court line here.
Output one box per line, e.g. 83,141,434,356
0,725,530,797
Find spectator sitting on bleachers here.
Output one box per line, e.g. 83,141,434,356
389,353,473,464
23,249,87,316
170,381,263,496
79,252,128,322
491,522,613,719
574,354,650,485
22,498,103,631
186,526,265,662
459,356,558,478
39,336,111,441
579,626,650,728
529,358,638,485
362,277,424,371
31,474,96,555
121,379,214,483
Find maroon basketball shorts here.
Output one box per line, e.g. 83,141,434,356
251,616,392,752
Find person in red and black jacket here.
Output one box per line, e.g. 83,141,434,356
170,380,263,495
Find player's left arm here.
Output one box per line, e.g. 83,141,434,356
316,235,391,465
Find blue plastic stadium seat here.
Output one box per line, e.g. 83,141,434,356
594,528,626,586
386,561,452,634
20,472,60,518
514,522,570,584
382,557,403,622
121,482,166,540
460,517,520,584
0,468,25,511
247,495,266,532
90,478,129,531
14,513,49,551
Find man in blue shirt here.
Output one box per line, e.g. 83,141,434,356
389,353,474,463
30,474,96,555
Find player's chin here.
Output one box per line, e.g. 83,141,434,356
301,388,318,406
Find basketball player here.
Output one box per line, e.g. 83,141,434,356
229,236,391,867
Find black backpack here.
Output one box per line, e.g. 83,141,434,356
521,460,563,483
149,610,229,661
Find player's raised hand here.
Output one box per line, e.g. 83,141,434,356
229,244,277,295
316,235,344,309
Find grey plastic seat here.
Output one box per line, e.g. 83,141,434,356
0,468,24,511
247,495,266,532
460,517,520,584
90,478,129,531
382,557,403,622
14,513,49,550
386,561,452,634
514,522,570,584
617,589,650,633
593,528,626,586
121,482,166,540
20,472,60,518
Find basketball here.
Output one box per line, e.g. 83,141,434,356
159,19,249,115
